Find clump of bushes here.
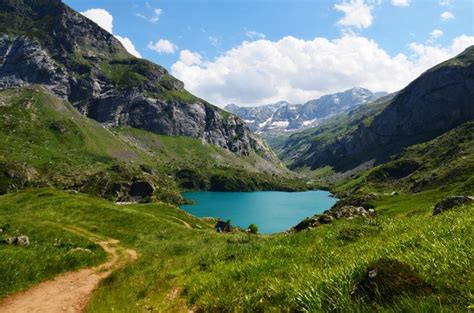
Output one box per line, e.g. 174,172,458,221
247,224,258,234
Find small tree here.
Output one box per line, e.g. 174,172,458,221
247,224,258,234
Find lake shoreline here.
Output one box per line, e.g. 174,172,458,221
180,190,338,234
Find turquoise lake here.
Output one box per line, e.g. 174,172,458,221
180,191,337,234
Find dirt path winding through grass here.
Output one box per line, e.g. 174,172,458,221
0,227,137,313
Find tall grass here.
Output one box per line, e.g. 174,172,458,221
0,188,472,312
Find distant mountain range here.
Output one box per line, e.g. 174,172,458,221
225,88,387,133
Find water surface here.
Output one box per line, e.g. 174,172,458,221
180,191,337,234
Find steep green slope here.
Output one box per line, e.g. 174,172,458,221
0,86,179,198
332,121,474,214
1,189,472,312
0,86,301,201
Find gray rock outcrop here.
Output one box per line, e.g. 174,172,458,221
293,205,376,231
0,0,272,157
432,196,473,215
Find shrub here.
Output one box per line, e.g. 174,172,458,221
247,224,258,234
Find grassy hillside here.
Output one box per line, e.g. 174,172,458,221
0,86,303,200
332,121,474,214
0,189,472,312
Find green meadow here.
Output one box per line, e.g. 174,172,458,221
0,188,472,312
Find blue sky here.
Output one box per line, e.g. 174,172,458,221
66,0,474,106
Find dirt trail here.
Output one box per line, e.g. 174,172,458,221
0,227,137,313
171,216,193,229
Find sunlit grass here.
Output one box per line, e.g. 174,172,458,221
0,188,472,312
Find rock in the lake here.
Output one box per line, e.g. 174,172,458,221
432,196,473,215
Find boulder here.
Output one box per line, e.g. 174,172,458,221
293,206,376,232
318,214,333,224
432,196,473,215
2,235,29,246
16,235,29,246
328,206,375,219
3,237,17,245
293,218,318,231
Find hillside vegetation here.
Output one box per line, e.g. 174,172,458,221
0,86,303,202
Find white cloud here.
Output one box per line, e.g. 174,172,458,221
246,31,266,40
137,5,163,23
150,8,163,23
179,50,203,66
171,34,474,107
81,8,113,33
147,39,178,54
439,0,451,6
440,11,454,20
81,8,141,58
334,0,374,29
115,35,142,58
429,29,444,42
391,0,410,7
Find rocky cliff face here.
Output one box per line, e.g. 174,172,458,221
0,0,269,156
287,46,474,172
225,88,386,133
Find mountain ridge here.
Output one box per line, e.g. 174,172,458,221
281,46,474,174
0,0,272,157
225,87,387,133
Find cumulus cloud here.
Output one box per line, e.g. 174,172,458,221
246,31,266,40
440,11,454,20
115,35,142,58
429,29,443,42
391,0,410,7
179,50,203,66
147,39,178,54
80,8,141,58
171,34,474,107
81,8,113,33
150,8,163,22
334,0,374,29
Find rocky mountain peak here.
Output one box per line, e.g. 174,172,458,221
0,0,274,157
226,88,386,133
